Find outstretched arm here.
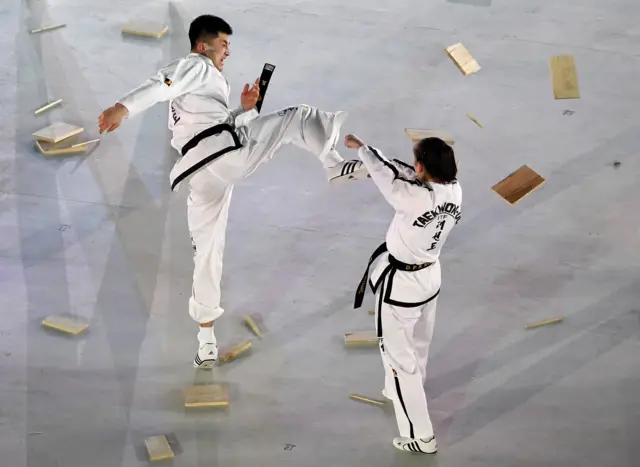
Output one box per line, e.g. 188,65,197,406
98,57,210,133
344,134,426,211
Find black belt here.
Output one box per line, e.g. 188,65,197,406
171,123,243,191
353,242,434,309
180,122,240,157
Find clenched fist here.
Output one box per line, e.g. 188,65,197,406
344,134,365,149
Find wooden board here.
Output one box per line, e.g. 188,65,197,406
42,316,89,335
525,317,563,329
550,55,580,99
184,384,229,408
244,314,263,338
219,340,252,362
344,330,378,347
35,139,87,156
491,165,545,205
445,43,481,75
32,122,84,143
349,394,386,406
145,435,174,461
405,128,454,146
122,21,169,38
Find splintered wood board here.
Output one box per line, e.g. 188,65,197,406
32,122,83,143
492,165,545,205
184,384,229,408
42,316,89,335
145,435,174,461
349,394,386,406
244,314,263,338
219,341,252,362
445,43,481,75
35,139,87,156
550,55,580,99
122,21,169,38
344,330,378,347
405,129,454,146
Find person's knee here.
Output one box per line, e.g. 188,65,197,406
384,342,418,375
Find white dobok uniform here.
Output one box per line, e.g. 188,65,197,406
118,53,348,324
353,145,462,441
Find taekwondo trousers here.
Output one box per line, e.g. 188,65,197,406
375,260,441,440
183,105,347,324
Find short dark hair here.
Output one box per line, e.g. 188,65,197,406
189,15,232,49
413,137,457,183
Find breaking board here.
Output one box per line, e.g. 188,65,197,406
492,165,545,205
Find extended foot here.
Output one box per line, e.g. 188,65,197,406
392,436,437,454
193,342,218,369
326,160,370,185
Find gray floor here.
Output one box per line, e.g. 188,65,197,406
2,0,639,466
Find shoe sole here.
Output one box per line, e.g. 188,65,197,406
329,167,371,186
392,440,437,455
193,359,216,369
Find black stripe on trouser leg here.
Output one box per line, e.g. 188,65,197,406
393,371,415,439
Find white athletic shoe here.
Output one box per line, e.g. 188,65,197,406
326,160,370,185
193,342,218,369
392,436,437,454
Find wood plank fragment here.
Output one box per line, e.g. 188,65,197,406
42,316,89,335
71,138,100,148
184,384,230,408
244,314,263,338
492,165,545,205
550,55,580,99
34,99,62,115
219,341,252,362
35,140,87,156
405,128,455,146
445,43,481,75
31,24,66,34
344,330,378,347
122,21,169,38
349,394,386,406
466,113,483,128
145,435,174,461
525,317,564,329
32,122,83,143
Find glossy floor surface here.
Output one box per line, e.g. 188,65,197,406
1,0,639,466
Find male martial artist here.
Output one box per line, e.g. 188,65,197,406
98,15,369,369
346,134,462,454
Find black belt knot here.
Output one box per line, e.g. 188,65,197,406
353,242,434,309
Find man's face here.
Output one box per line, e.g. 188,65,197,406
196,33,230,71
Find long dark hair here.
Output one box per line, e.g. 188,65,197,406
413,137,457,183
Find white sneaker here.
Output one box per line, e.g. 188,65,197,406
193,342,218,369
326,160,370,185
382,388,392,400
392,436,437,454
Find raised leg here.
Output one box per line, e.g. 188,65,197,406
212,105,369,184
